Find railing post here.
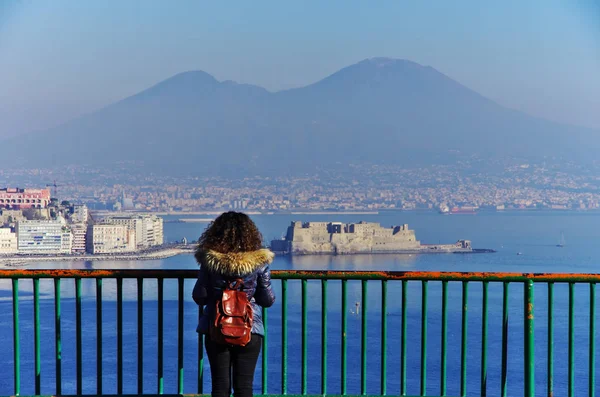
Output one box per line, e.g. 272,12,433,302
33,278,41,395
177,277,184,394
301,278,308,395
262,305,268,394
501,282,509,397
341,279,348,395
401,280,408,396
421,280,428,396
75,278,82,395
548,282,554,397
569,282,575,397
321,279,328,396
440,280,448,397
381,280,387,396
524,280,535,397
96,278,103,395
590,283,596,397
116,277,123,395
157,278,164,395
54,278,62,396
481,281,489,397
361,280,368,396
197,304,204,395
12,279,20,396
138,277,144,394
461,281,469,397
281,279,288,395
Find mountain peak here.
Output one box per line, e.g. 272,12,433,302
149,70,218,89
167,70,218,83
303,57,435,92
360,57,423,68
126,70,219,101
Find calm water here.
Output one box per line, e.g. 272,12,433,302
1,211,599,396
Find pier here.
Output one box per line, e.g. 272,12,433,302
1,244,194,266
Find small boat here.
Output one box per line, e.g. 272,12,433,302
517,252,523,256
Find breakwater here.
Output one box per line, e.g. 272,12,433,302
0,246,194,266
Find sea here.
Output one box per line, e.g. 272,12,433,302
1,211,599,397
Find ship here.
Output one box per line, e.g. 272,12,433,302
270,221,495,255
450,206,478,215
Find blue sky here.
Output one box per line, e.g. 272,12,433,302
0,0,599,137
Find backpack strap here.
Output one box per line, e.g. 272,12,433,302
226,278,245,291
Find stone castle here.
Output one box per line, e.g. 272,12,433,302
270,221,472,255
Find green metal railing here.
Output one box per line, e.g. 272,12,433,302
0,269,598,397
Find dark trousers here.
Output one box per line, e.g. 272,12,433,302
205,334,263,397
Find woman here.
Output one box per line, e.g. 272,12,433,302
192,211,276,397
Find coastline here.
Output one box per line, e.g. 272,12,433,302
86,208,600,218
0,246,194,267
92,210,380,216
166,218,214,223
272,248,495,256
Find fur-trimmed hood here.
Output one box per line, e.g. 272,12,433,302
195,248,275,276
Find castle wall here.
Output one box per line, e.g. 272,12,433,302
279,221,471,255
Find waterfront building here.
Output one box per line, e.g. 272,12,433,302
16,219,72,254
70,223,87,253
102,214,164,248
0,188,51,209
61,229,73,253
147,215,164,246
0,228,18,254
87,224,136,254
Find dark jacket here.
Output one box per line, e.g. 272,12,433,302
192,248,276,336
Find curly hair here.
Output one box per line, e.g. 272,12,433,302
196,211,263,254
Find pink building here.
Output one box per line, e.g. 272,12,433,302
0,188,51,209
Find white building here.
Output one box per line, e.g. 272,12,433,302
0,228,18,254
102,214,164,248
87,224,136,254
146,215,164,247
61,229,73,253
71,223,87,253
71,204,89,223
16,220,72,254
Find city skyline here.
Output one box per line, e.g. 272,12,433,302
2,158,600,215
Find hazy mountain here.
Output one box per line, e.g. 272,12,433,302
2,58,598,176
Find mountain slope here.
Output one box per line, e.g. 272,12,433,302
2,58,598,175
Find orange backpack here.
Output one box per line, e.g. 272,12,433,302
209,279,253,346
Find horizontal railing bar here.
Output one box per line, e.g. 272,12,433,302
2,395,436,397
1,269,600,282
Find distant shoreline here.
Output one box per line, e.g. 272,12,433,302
168,218,214,223
87,208,600,217
289,211,379,215
273,249,495,256
92,210,380,216
0,246,194,267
